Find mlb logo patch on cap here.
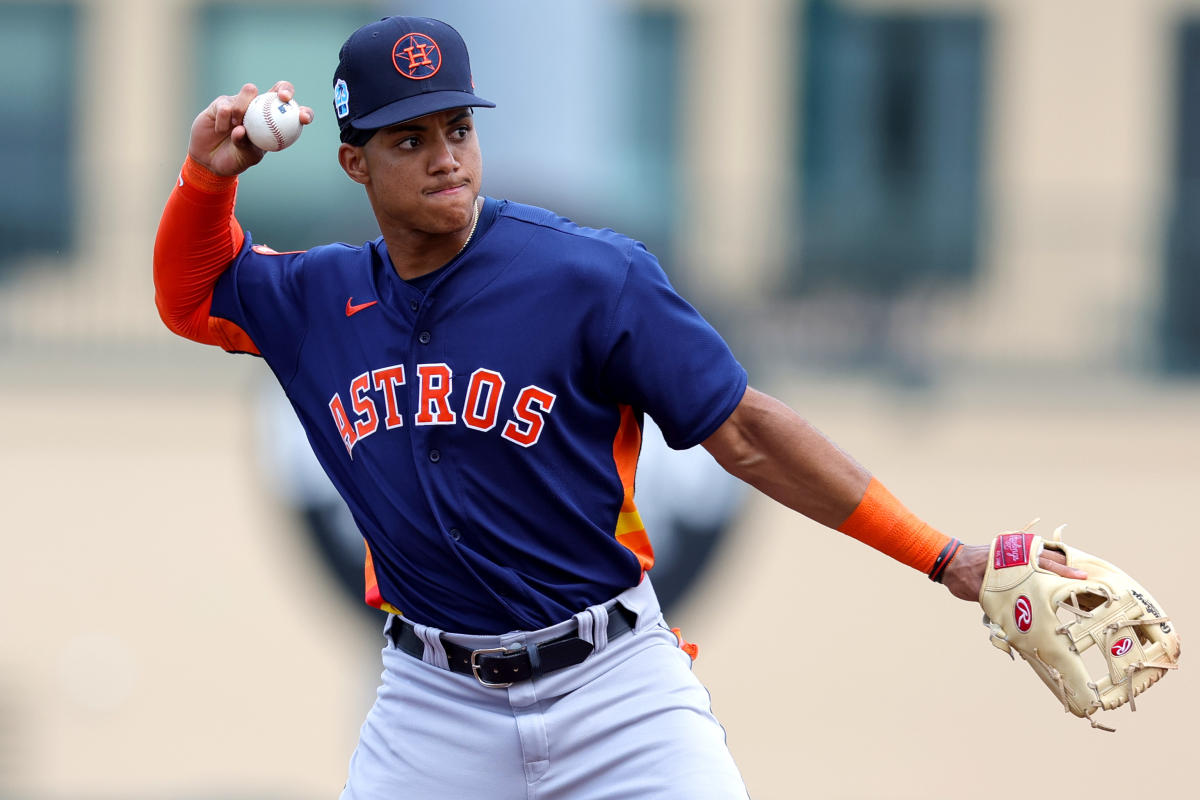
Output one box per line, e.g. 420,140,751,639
334,79,350,119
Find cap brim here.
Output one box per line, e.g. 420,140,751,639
352,90,496,131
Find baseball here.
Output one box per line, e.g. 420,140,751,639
243,91,303,152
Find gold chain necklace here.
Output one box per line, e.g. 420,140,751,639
455,197,481,257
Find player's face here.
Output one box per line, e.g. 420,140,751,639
355,108,482,238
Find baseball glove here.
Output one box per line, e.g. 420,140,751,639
979,523,1180,731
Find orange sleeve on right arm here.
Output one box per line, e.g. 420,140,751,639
837,477,959,579
153,156,258,354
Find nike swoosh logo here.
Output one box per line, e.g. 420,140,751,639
346,298,379,317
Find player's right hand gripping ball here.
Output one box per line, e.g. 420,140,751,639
979,525,1180,731
243,91,303,152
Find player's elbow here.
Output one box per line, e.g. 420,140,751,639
154,291,194,338
152,270,194,340
151,245,216,343
701,404,764,481
152,268,215,345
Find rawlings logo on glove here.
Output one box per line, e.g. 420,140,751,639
979,524,1181,731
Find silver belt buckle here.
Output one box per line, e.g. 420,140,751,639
470,646,515,688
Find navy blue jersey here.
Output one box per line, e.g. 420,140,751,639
210,198,747,633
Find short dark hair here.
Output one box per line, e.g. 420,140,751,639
340,126,375,146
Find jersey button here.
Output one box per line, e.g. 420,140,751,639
409,300,419,312
428,449,441,463
418,331,432,344
448,528,461,541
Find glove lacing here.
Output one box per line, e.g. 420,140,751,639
1028,647,1118,732
1053,586,1114,635
1030,647,1077,713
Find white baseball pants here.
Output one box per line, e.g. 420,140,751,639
339,578,749,799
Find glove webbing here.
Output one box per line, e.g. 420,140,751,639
1048,591,1177,730
1099,617,1180,714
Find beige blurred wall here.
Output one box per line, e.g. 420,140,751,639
2,0,1199,797
681,0,1188,370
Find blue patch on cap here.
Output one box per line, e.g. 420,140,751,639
334,79,350,119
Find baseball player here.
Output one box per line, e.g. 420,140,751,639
154,16,1084,799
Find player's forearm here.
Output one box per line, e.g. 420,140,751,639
703,387,960,579
702,387,870,529
152,156,245,344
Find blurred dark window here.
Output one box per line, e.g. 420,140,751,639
793,0,987,294
622,7,682,262
1164,21,1200,373
0,2,77,273
194,2,380,250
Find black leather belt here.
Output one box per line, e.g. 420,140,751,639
390,605,638,688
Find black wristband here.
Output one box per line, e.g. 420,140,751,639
928,538,962,583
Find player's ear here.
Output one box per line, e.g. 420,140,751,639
339,143,370,185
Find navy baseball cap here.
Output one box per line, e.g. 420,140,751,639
333,17,495,145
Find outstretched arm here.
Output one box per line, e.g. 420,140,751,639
702,387,1084,602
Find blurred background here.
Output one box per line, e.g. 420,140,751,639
1,0,1197,797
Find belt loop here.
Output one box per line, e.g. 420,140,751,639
615,576,659,632
573,604,610,654
413,623,449,669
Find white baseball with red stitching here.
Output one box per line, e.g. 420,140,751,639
243,91,303,152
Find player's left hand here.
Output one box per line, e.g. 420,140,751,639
942,542,1086,602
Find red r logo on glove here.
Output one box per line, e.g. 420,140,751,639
1014,595,1033,632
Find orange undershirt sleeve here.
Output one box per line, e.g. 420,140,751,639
153,156,258,354
837,477,962,581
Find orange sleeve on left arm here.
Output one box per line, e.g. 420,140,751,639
153,156,257,354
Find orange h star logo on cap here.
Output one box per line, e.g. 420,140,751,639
392,33,442,79
403,43,433,69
